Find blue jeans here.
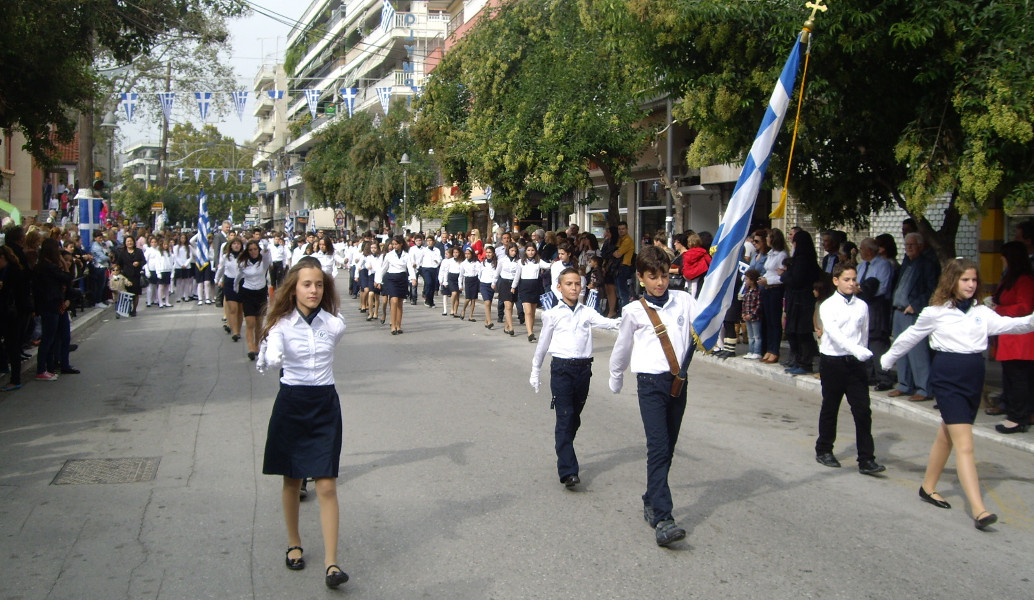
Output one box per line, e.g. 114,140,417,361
550,358,592,481
746,320,762,355
892,310,931,396
636,372,688,525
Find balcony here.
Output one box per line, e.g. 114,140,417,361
251,119,274,145
252,93,274,117
254,67,276,90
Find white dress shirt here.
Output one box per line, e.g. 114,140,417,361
532,301,620,372
259,309,346,386
313,251,337,277
881,301,1034,370
215,253,240,280
374,249,416,285
420,247,442,269
238,248,272,291
818,292,871,360
156,251,175,274
479,259,499,284
173,245,191,269
761,250,788,286
269,241,287,264
512,259,547,289
497,255,519,282
460,259,482,278
609,291,697,391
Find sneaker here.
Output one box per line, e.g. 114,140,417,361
655,519,686,547
205,300,213,304
0,384,22,392
816,452,841,468
197,301,203,306
94,302,107,308
35,372,59,381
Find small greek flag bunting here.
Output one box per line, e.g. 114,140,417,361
208,170,216,184
376,87,392,115
228,207,234,226
285,212,295,234
157,92,176,122
195,92,213,121
193,168,201,182
177,168,184,181
222,169,230,183
270,168,278,180
267,90,284,100
381,0,396,33
197,189,210,267
231,91,249,121
304,89,322,119
340,87,358,117
585,289,599,311
238,170,246,184
691,34,805,351
120,93,139,122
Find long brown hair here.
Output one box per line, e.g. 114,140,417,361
929,258,980,308
261,257,339,342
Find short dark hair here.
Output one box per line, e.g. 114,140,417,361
558,266,580,281
636,245,670,276
744,268,761,282
832,261,857,279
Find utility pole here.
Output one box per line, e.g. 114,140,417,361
157,63,172,188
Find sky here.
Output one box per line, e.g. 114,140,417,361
120,1,308,147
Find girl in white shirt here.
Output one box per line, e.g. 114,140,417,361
440,247,463,317
757,228,789,363
143,237,161,307
363,243,385,324
512,244,549,342
478,245,500,329
549,243,576,300
173,233,192,303
256,256,349,589
237,240,272,360
355,241,372,315
374,235,417,335
497,243,521,336
459,247,483,321
215,237,244,341
155,238,175,308
312,238,337,278
882,259,1034,531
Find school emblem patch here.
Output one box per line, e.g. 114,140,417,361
677,316,685,326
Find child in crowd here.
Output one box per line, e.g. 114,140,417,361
741,268,762,359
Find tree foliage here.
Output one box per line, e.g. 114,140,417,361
0,0,246,166
414,0,654,225
303,101,433,222
630,0,1034,259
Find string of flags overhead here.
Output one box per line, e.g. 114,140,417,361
118,84,424,123
172,167,297,183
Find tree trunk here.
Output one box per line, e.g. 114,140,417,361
892,189,961,265
598,160,621,227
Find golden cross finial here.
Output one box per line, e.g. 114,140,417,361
805,0,828,23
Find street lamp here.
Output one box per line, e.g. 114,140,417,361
399,152,411,231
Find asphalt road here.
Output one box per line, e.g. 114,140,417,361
1,284,1032,599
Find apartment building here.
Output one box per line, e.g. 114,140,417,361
251,64,291,228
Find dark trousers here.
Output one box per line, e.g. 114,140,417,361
551,358,592,480
760,286,784,355
1001,360,1034,423
866,335,893,386
271,262,286,290
790,332,818,371
636,372,688,525
88,266,108,305
36,313,59,375
816,355,875,462
421,267,437,304
2,315,26,385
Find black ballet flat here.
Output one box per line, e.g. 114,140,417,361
397,329,403,334
381,318,386,325
366,316,373,321
919,486,951,509
325,565,349,588
391,330,397,335
468,318,476,322
223,324,230,334
231,334,240,342
974,511,997,530
247,352,257,361
285,546,304,570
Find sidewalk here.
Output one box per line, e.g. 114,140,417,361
694,342,1034,455
1,302,112,389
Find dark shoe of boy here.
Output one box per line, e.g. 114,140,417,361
655,519,686,547
858,460,886,475
816,452,841,468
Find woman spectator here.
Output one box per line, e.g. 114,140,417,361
113,236,145,317
33,239,72,381
782,230,822,374
668,233,688,292
469,228,485,261
601,226,619,318
0,245,30,391
991,241,1034,433
759,228,789,363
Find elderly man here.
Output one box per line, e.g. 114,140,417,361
856,237,895,390
820,230,842,274
888,232,940,402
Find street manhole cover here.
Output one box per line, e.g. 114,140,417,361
51,457,160,485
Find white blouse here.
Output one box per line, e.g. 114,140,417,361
238,248,272,291
259,309,346,386
512,260,547,289
761,250,788,286
374,250,417,285
479,259,499,284
497,255,519,281
460,260,482,278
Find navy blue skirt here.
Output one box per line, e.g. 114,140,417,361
383,271,409,298
223,276,240,302
464,276,479,300
517,278,544,305
263,384,342,478
480,282,495,302
498,278,514,303
447,272,460,293
358,268,371,290
928,351,984,424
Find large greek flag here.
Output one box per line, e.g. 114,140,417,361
381,0,396,33
691,34,805,350
197,189,211,267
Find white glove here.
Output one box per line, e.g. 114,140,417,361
880,355,893,372
255,353,268,374
852,346,873,362
529,371,540,393
609,375,623,394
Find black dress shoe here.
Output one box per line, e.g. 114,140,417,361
995,422,1030,434
919,486,951,509
59,367,81,375
974,511,998,530
68,344,78,352
655,519,686,547
858,460,886,475
325,565,349,588
231,334,240,342
285,546,304,570
873,383,893,391
561,474,580,488
816,452,841,468
247,352,257,361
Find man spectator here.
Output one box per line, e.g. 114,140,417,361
820,230,842,274
856,237,895,390
89,230,111,307
654,230,675,261
888,232,940,402
612,221,635,310
1013,219,1034,267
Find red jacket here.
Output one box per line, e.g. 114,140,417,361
995,274,1034,361
681,247,711,281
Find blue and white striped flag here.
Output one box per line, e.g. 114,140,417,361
304,89,322,118
285,212,295,235
340,87,358,117
585,288,599,311
195,92,213,121
691,34,805,351
237,169,246,184
381,0,396,33
267,90,284,100
197,189,211,267
231,91,249,121
78,197,103,249
208,170,216,184
376,86,392,115
120,93,139,122
157,92,175,122
539,292,556,310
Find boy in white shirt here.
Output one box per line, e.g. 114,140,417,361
815,262,885,475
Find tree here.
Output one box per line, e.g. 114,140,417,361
0,0,246,167
415,0,654,226
630,0,1034,260
303,101,433,226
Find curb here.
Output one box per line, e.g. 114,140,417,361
2,304,113,390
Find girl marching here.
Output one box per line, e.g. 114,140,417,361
374,235,417,335
478,245,499,329
460,247,482,322
512,243,549,342
238,240,272,360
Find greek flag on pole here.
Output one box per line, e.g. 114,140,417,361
285,212,295,235
78,197,103,249
691,34,805,351
197,189,211,267
195,92,213,121
157,92,176,121
381,0,396,32
120,93,139,122
340,87,358,117
376,87,392,115
231,91,249,121
267,90,284,100
304,89,322,118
